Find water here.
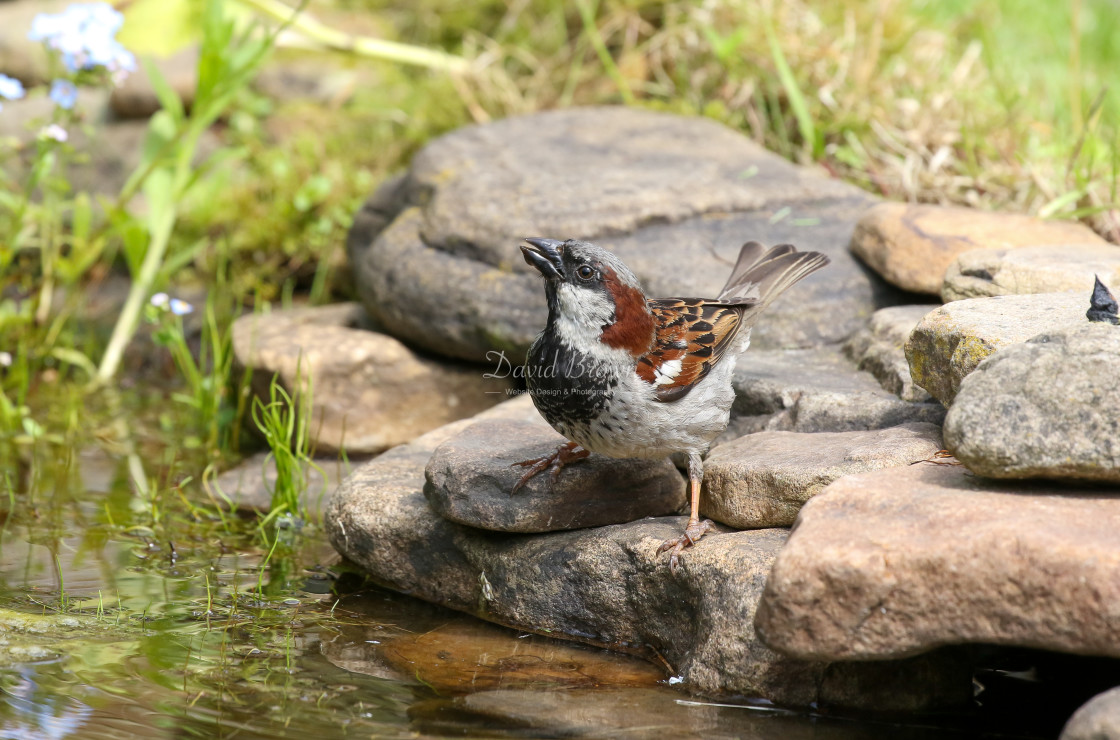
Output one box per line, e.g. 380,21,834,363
0,412,1103,739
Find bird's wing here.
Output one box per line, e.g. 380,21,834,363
635,297,755,402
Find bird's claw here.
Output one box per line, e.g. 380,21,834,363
510,455,557,494
656,519,714,572
510,442,589,495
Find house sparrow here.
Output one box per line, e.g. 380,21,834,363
517,237,829,569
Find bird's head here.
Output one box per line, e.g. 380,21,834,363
521,237,655,357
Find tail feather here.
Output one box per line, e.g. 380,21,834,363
719,241,829,322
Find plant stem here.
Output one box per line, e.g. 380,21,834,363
95,196,175,383
234,0,470,73
574,0,635,105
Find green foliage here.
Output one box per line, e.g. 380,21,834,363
98,0,281,382
118,0,206,56
250,367,322,532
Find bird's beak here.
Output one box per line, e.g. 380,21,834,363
521,237,565,281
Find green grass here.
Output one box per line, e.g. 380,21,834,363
2,0,1117,528
171,0,1117,311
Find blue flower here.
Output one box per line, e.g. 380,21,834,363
150,293,193,316
49,79,78,109
0,74,25,101
29,4,135,77
169,299,193,316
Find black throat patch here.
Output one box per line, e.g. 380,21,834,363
524,333,615,428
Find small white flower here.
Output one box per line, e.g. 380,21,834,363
150,292,170,308
0,351,12,367
40,124,68,142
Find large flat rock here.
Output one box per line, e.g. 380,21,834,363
231,303,513,454
943,243,1120,302
424,418,686,533
850,202,1106,295
756,463,1120,661
945,323,1120,481
904,293,1089,404
349,107,904,362
702,424,942,528
326,401,970,711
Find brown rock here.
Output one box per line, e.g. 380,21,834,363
756,462,1120,661
1061,686,1120,740
231,302,513,455
843,305,939,402
110,47,198,119
253,51,371,104
850,203,1107,295
323,588,666,693
424,419,685,533
379,619,664,693
410,684,963,739
0,0,67,85
702,424,942,528
904,292,1088,404
326,400,972,710
943,243,1120,302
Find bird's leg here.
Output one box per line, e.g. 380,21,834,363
510,441,590,494
656,452,714,571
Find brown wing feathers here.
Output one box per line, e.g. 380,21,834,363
636,242,829,402
636,299,746,401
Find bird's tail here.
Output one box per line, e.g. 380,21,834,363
718,241,829,324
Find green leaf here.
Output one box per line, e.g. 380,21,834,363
121,110,178,198
118,0,203,57
142,57,185,122
118,217,149,276
765,20,821,160
49,348,97,380
196,0,235,106
1038,189,1085,218
71,193,92,244
157,237,209,282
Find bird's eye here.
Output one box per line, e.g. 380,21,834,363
576,265,596,281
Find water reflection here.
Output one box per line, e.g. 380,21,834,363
0,434,1106,739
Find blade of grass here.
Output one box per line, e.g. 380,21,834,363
765,18,819,160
